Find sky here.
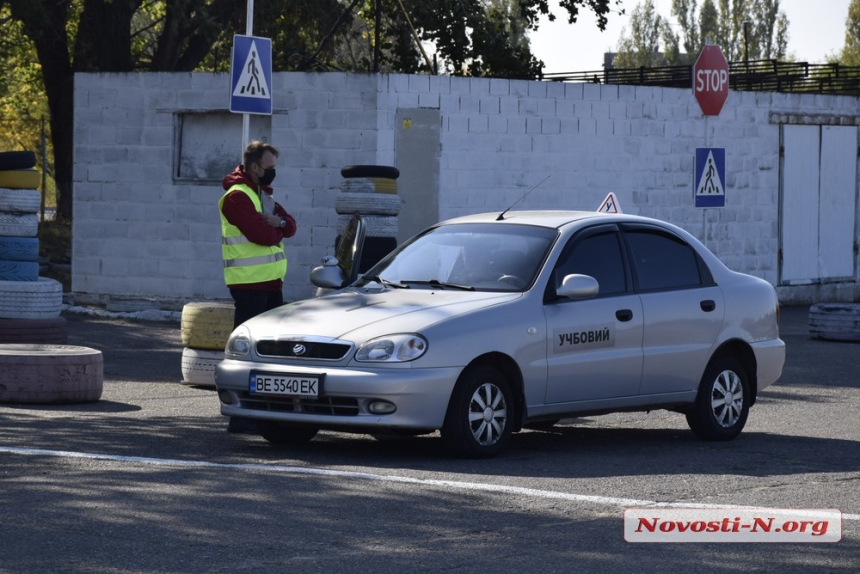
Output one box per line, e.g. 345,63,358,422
528,0,853,73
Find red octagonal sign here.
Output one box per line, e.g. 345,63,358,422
693,44,729,116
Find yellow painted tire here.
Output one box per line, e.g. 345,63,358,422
180,302,235,350
0,169,40,190
0,344,103,404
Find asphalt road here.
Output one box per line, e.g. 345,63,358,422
1,305,858,573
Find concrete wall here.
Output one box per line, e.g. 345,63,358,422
72,71,860,308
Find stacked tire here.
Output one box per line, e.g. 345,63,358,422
0,151,102,405
0,151,66,345
180,302,235,387
336,165,400,273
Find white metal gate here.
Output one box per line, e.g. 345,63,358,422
780,124,858,285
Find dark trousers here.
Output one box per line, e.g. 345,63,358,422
229,289,284,328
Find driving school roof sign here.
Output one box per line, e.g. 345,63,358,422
230,35,272,115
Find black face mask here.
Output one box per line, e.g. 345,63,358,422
258,167,276,186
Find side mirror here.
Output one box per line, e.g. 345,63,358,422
556,274,599,300
310,256,344,289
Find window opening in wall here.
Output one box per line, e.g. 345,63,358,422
174,111,272,184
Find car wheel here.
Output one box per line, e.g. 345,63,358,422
259,422,319,445
442,365,514,458
686,356,750,441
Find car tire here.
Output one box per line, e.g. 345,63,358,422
0,151,37,171
334,192,402,216
0,187,41,214
259,422,319,445
441,365,514,458
0,260,39,281
0,236,39,262
180,302,235,350
0,317,67,344
340,165,400,179
808,303,860,342
0,169,40,190
0,277,63,319
337,214,398,238
0,213,38,237
180,347,223,387
685,355,750,441
0,344,103,404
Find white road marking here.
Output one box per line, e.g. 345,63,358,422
3,445,858,521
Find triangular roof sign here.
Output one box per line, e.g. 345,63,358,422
232,40,270,99
597,192,622,214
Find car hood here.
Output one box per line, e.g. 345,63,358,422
247,288,520,341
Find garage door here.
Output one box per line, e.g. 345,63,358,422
780,124,857,284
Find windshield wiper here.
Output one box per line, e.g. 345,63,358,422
366,275,409,289
401,279,475,291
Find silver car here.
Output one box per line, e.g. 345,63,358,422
215,211,785,458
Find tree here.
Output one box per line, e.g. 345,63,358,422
614,0,788,68
0,0,623,220
613,0,674,68
841,0,860,65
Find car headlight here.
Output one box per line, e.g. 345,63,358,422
225,325,252,356
355,334,428,362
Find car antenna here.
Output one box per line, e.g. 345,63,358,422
496,175,550,221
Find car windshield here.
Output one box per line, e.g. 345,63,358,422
356,223,557,292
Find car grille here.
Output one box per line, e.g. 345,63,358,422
239,392,360,416
256,340,352,360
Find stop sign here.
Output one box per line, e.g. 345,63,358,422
693,44,729,116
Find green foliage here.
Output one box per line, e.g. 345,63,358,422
614,0,789,68
0,5,56,206
841,0,860,66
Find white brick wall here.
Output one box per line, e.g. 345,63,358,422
72,71,860,307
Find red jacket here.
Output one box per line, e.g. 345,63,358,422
221,165,297,291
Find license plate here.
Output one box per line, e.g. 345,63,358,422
249,371,321,398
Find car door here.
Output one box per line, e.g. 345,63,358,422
543,224,644,404
620,224,725,396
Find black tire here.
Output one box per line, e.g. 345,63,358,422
0,151,37,171
686,355,750,441
441,365,514,458
259,422,319,445
340,165,400,179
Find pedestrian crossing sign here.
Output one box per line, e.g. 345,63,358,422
230,35,272,115
694,148,725,207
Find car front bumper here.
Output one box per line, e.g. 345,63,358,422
215,358,461,431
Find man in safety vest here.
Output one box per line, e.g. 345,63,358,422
219,141,296,434
219,140,296,328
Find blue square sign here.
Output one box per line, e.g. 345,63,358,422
694,148,726,208
230,35,272,115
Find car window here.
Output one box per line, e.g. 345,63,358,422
623,228,703,291
553,229,627,296
357,223,556,292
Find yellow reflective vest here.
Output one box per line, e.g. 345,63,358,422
219,184,287,285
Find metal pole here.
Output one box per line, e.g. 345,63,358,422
242,0,254,155
40,116,47,222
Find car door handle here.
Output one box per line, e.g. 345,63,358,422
616,309,633,322
700,300,716,312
